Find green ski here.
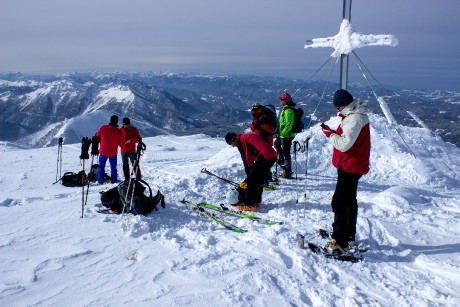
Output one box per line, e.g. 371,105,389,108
180,200,247,233
198,203,282,226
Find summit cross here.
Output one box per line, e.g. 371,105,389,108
304,0,398,90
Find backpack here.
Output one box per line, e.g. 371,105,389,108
287,106,304,133
87,164,99,182
100,179,165,215
87,164,111,183
100,186,121,212
61,171,86,187
262,104,279,135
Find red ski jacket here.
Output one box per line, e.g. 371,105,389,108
120,125,141,153
95,124,122,157
236,133,277,172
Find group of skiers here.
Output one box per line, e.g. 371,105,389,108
92,88,370,256
226,89,371,256
95,116,142,184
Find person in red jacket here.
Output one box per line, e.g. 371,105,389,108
321,89,371,255
120,117,142,181
225,132,277,211
95,115,122,184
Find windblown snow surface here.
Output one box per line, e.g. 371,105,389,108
0,114,459,306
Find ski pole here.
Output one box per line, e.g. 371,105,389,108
293,141,301,180
124,138,146,214
301,137,311,218
81,159,86,218
201,168,239,187
79,137,91,218
84,136,100,208
201,168,275,191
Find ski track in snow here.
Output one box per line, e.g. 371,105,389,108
0,117,459,306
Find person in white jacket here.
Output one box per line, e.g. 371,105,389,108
321,89,371,255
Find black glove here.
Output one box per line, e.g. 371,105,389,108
91,136,100,156
80,137,91,160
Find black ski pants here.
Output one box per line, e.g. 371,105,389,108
121,152,141,181
246,157,276,205
331,168,362,248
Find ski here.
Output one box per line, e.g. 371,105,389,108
180,200,247,233
197,203,282,226
307,242,363,263
318,228,368,253
97,208,119,214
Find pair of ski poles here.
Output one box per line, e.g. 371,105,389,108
122,139,146,214
55,137,64,183
293,137,310,218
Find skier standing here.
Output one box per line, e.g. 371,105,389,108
95,115,122,184
277,92,296,179
321,89,371,254
120,117,142,181
225,132,277,211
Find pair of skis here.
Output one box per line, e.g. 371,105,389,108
180,200,282,233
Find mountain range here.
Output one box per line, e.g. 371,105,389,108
0,72,458,148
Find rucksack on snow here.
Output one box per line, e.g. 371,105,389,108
100,179,165,215
61,171,86,187
87,164,111,183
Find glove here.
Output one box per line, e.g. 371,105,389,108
239,181,247,190
91,136,100,156
321,124,335,138
80,137,91,159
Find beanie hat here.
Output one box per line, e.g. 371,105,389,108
225,133,237,145
333,89,354,108
280,92,292,102
122,117,130,125
110,115,119,126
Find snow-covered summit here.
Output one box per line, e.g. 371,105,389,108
0,113,459,306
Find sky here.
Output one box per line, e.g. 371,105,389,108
1,114,459,305
1,0,460,91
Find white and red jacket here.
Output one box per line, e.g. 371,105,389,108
329,100,371,175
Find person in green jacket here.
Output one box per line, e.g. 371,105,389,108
277,92,296,178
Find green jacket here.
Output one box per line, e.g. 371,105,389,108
279,105,296,138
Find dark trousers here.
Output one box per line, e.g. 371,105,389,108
121,152,141,181
246,158,276,205
276,138,293,167
98,154,118,184
331,168,362,248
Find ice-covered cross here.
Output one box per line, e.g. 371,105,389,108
304,0,398,90
304,19,399,57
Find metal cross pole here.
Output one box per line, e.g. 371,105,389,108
304,0,398,90
340,0,352,90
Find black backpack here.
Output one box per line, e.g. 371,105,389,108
61,171,86,187
100,179,165,215
262,104,279,135
87,164,99,182
287,106,304,133
87,164,111,183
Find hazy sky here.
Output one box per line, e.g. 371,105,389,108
2,0,459,90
